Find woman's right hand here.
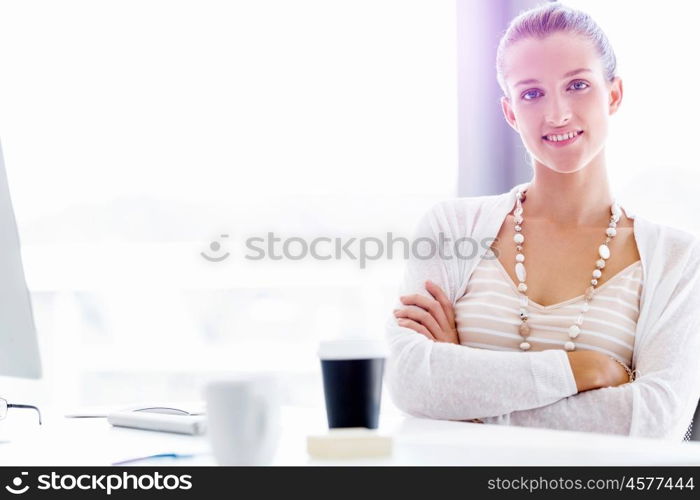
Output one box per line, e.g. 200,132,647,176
567,350,631,392
393,280,460,345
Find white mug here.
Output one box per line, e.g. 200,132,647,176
204,374,281,465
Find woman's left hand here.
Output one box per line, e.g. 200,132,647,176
393,280,459,344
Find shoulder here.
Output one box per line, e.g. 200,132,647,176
636,216,700,266
413,184,522,238
421,192,508,228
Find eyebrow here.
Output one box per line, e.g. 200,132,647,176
514,68,593,88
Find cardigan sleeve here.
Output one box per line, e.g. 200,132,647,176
481,240,700,441
385,201,579,420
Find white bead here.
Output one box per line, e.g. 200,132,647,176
581,301,590,312
596,259,606,269
598,244,610,260
514,207,523,217
519,294,528,306
519,342,531,351
565,341,576,351
612,203,621,218
519,323,531,337
516,253,525,263
515,262,526,282
517,283,528,292
606,227,617,237
592,269,602,279
514,233,524,244
610,203,622,222
568,325,580,338
576,314,584,325
591,279,598,286
514,225,522,232
514,216,523,225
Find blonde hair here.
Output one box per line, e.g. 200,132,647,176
496,2,617,96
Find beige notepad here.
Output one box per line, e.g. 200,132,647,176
307,428,392,459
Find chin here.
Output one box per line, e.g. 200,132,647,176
549,163,587,174
536,156,588,174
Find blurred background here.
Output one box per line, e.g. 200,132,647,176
0,0,697,410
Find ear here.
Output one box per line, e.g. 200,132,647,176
608,76,623,115
500,96,519,132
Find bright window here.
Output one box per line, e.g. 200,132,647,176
0,1,457,407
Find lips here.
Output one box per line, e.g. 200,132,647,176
542,130,583,147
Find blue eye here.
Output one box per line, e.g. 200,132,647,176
521,89,542,101
570,80,589,90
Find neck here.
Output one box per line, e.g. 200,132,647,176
521,154,614,227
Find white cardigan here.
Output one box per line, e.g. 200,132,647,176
385,181,700,441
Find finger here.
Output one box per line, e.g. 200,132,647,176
400,294,448,331
394,305,442,340
400,293,450,335
425,280,456,327
397,318,435,341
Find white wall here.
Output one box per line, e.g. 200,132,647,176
564,0,700,235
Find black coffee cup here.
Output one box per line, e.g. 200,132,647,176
318,339,387,429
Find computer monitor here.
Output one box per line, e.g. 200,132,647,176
0,140,42,378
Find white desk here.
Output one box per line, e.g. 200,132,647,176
2,406,700,466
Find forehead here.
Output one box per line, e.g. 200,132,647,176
503,32,603,87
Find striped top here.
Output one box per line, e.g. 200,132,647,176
455,256,643,365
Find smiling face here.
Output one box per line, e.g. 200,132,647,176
500,31,623,174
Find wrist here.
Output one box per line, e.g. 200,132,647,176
608,356,635,385
567,351,601,392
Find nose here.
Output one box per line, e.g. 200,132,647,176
545,94,572,127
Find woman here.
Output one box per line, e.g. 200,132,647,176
386,3,700,441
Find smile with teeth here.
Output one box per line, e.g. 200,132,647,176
543,130,583,142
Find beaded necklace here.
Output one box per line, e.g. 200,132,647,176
513,185,621,352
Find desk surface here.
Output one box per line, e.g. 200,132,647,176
2,406,700,466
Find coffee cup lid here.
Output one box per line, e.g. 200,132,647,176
318,338,388,360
